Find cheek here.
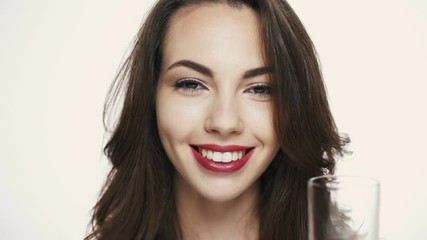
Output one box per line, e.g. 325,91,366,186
156,93,206,145
245,104,277,144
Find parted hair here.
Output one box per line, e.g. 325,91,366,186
86,0,349,239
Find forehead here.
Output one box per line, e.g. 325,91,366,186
161,3,265,70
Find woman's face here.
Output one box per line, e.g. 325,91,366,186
156,4,280,202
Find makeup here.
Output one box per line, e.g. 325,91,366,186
191,144,255,172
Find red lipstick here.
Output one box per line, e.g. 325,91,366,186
190,144,254,173
193,144,252,152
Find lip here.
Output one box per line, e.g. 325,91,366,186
190,144,255,173
191,144,253,152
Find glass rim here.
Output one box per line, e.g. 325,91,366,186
308,175,380,189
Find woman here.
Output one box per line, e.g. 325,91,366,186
86,0,348,239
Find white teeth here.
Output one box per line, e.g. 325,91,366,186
212,152,221,162
198,148,247,162
222,152,232,162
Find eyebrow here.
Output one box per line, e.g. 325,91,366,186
167,59,272,79
242,66,273,79
167,60,213,77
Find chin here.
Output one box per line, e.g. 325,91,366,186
201,190,243,203
194,180,259,203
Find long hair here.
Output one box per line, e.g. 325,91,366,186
86,0,349,239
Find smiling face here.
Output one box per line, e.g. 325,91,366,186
156,3,280,202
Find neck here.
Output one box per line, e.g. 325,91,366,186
174,175,260,240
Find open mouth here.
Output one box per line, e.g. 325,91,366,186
190,145,253,163
190,145,255,172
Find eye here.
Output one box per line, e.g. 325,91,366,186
244,83,272,97
174,78,207,92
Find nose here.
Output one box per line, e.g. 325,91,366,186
204,95,244,136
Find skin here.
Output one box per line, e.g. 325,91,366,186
156,4,280,239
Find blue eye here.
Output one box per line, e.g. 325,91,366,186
174,78,207,92
244,83,272,97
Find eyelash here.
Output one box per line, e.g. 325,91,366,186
173,78,272,97
244,83,272,97
173,78,207,92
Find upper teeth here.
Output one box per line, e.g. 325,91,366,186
199,148,245,163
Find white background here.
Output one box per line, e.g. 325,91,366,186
1,0,426,239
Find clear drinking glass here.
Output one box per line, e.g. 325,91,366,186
308,175,380,240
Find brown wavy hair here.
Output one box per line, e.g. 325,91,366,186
86,0,349,239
